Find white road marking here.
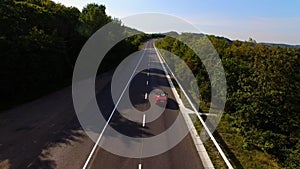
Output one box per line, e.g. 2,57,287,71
138,163,142,169
147,72,150,76
142,114,146,127
82,43,147,169
146,81,148,85
144,93,148,100
153,41,233,169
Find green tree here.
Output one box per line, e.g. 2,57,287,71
78,3,112,37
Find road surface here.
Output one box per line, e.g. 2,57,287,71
0,40,205,169
87,40,204,169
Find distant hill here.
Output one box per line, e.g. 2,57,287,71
260,42,300,49
160,32,300,49
208,36,300,49
124,26,143,35
163,31,179,37
205,35,300,49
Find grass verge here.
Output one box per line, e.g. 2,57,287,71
194,114,282,169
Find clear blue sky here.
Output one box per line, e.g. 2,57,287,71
55,0,300,45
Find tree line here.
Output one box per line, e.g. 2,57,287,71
0,0,155,111
156,34,300,168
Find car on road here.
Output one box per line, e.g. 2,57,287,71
154,91,168,105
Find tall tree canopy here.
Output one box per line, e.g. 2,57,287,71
0,0,150,111
78,3,112,37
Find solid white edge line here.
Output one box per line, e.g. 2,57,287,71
82,43,147,169
153,41,233,169
142,114,146,127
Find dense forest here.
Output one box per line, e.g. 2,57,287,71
156,34,300,168
0,0,154,111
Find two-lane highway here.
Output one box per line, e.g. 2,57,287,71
88,40,204,169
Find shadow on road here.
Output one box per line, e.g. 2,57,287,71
0,87,85,169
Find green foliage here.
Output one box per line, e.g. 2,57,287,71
1,0,79,109
198,115,282,169
156,34,300,167
0,0,150,111
78,3,112,37
156,36,211,111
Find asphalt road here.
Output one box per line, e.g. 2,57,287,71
0,69,114,169
88,40,204,169
0,40,204,169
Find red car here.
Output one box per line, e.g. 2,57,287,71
154,92,168,104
